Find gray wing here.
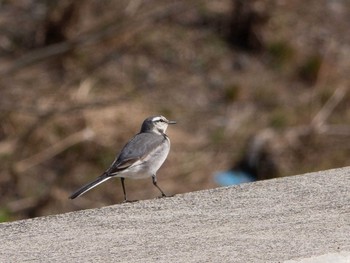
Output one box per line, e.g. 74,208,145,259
106,132,167,175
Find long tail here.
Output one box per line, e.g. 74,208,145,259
69,174,111,199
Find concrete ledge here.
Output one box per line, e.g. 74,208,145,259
1,167,350,262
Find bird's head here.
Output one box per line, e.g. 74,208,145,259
141,115,176,134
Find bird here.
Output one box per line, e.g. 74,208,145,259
69,115,176,202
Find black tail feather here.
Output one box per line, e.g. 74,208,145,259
69,174,110,199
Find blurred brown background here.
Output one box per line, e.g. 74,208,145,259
0,0,349,222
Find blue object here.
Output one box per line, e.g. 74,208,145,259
214,170,256,186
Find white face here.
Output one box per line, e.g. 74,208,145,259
152,116,170,133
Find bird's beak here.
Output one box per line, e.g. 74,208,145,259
168,120,177,125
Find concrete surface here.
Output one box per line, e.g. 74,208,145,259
1,167,350,262
285,251,350,263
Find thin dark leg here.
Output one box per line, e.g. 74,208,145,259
152,175,166,197
120,177,127,202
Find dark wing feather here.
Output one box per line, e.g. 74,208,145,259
106,132,167,175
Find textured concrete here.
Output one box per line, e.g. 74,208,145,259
1,167,350,262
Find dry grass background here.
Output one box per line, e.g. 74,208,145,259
0,0,349,221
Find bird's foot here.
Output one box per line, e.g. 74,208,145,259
157,193,174,199
122,199,138,203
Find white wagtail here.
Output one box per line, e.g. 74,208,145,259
69,115,176,202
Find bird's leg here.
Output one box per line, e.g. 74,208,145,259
120,177,138,203
152,175,167,197
120,177,128,202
